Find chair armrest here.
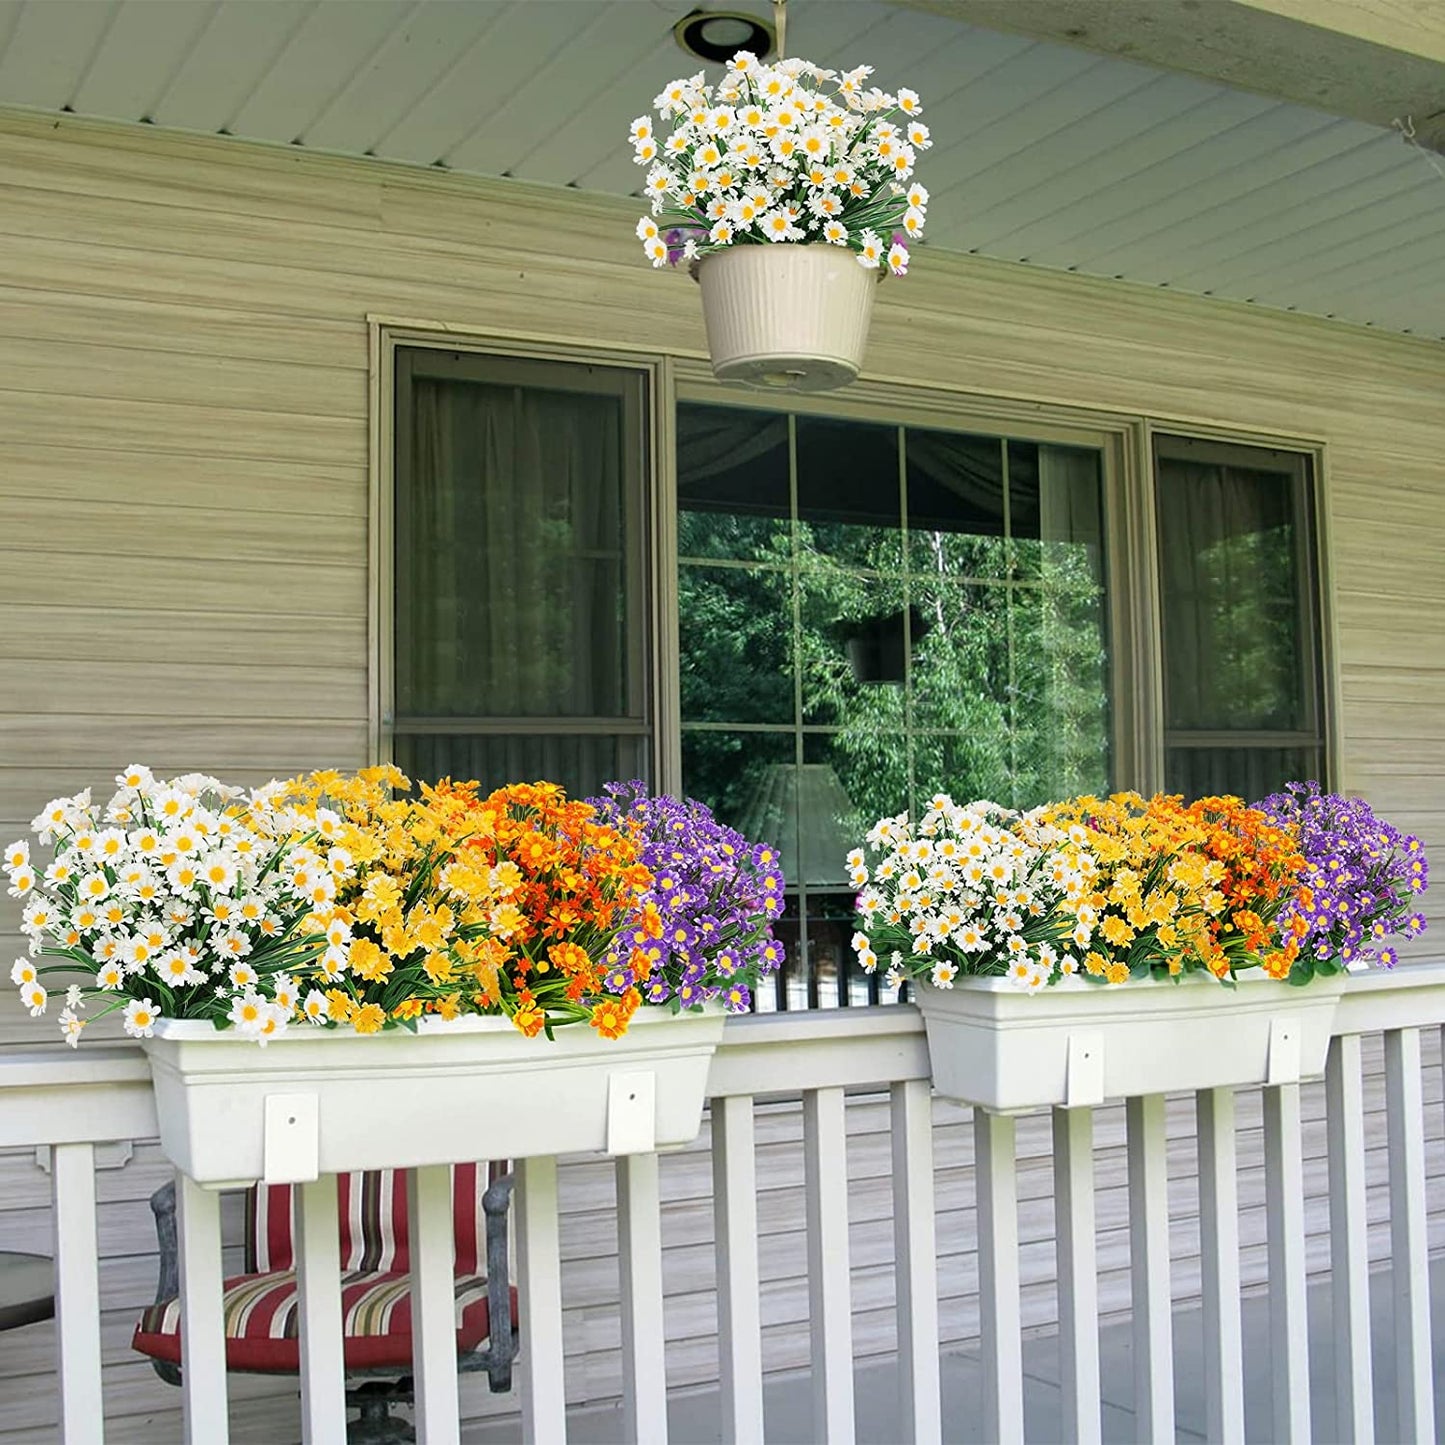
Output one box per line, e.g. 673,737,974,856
144,1179,183,1387
149,1179,180,1306
482,1171,516,1392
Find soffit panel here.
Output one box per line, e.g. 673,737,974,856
0,0,1437,339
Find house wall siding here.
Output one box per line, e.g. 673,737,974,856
0,111,1442,1440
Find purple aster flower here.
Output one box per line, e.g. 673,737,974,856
588,781,788,1017
1256,780,1429,974
665,921,698,951
723,982,751,1013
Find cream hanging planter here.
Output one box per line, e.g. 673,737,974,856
692,243,879,390
631,30,931,392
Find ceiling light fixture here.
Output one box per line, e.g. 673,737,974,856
673,9,775,65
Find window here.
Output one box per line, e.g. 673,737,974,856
382,339,1333,1010
675,401,1110,1006
1154,434,1326,800
390,348,652,796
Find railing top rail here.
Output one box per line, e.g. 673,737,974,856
707,1003,930,1098
0,1045,151,1089
0,1045,157,1149
0,960,1441,1143
1333,957,1445,1035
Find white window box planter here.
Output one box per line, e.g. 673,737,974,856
694,243,877,391
142,1008,725,1188
915,972,1347,1113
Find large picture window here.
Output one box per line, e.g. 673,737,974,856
675,401,1111,1006
391,347,652,796
384,341,1332,1011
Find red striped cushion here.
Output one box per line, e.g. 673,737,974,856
244,1164,502,1276
131,1268,516,1374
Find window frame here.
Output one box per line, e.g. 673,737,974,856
670,367,1148,795
372,325,671,784
370,321,1338,807
1146,422,1337,794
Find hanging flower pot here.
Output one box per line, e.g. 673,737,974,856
631,49,932,391
693,243,877,391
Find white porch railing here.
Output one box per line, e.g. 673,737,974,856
3,963,1444,1444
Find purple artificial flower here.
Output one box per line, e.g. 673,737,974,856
1255,781,1429,974
588,781,788,1015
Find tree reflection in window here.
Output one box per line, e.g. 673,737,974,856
677,403,1111,1007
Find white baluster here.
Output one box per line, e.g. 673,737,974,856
617,1152,668,1444
176,1174,229,1445
408,1165,460,1445
1196,1087,1244,1444
1326,1033,1374,1443
1385,1027,1435,1444
975,1108,1023,1444
1263,1084,1310,1443
51,1142,104,1445
803,1086,855,1444
517,1154,567,1445
1053,1107,1100,1445
712,1095,764,1445
892,1080,941,1445
1126,1095,1173,1444
295,1174,346,1445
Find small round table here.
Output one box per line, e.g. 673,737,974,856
0,1252,55,1331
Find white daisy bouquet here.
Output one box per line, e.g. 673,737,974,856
847,794,1098,993
4,765,353,1047
632,49,931,276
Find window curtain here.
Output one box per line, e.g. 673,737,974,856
677,410,790,516
396,376,628,721
1156,460,1298,732
1038,444,1104,582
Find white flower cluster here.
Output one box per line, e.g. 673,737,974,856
848,794,1097,992
631,50,930,272
4,765,350,1046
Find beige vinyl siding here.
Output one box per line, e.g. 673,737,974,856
0,109,1442,1438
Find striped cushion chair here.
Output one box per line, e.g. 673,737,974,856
133,1165,517,1438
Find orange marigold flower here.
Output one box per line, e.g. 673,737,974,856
547,940,591,976
512,1003,546,1038
1262,952,1293,980
589,995,632,1040
392,998,425,1020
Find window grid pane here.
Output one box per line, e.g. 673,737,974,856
392,348,652,799
677,402,1111,1010
1154,435,1325,801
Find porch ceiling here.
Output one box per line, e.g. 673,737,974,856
3,0,1443,340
